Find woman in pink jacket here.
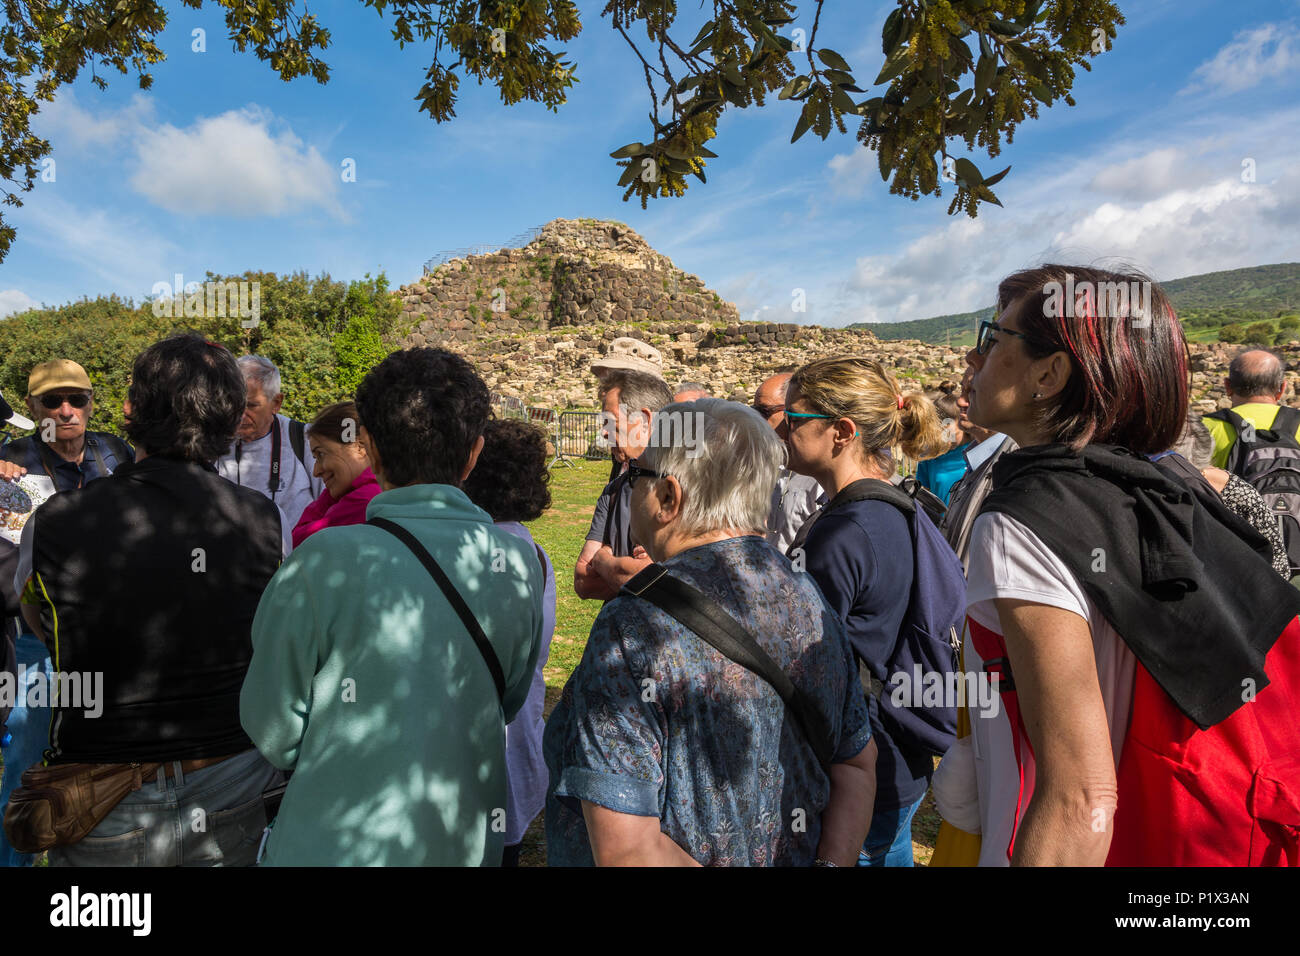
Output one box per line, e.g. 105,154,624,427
292,401,381,547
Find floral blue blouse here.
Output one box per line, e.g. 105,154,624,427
543,535,872,866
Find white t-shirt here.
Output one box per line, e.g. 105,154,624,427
215,413,323,534
963,511,1136,867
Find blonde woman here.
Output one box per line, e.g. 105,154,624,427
780,356,959,866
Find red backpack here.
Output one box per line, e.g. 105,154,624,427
972,614,1300,866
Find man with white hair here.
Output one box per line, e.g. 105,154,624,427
216,355,323,531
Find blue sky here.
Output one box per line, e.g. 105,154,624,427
2,0,1298,326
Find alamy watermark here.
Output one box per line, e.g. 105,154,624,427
1,667,103,717
888,664,1000,720
597,407,707,459
1042,275,1151,328
151,274,261,328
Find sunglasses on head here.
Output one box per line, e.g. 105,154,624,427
38,392,91,409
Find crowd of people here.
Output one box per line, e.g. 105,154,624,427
0,260,1297,868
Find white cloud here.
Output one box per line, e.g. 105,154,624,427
1087,147,1209,202
34,91,155,151
821,109,1300,326
1183,23,1300,96
130,106,346,219
827,148,877,198
0,290,40,318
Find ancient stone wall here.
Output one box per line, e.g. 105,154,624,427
399,218,738,348
397,218,1293,412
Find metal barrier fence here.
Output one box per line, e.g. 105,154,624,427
423,226,544,274
558,410,610,464
488,394,609,469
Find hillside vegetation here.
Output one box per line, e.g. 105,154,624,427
852,263,1300,346
0,272,406,437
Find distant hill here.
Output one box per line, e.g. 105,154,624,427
851,263,1300,346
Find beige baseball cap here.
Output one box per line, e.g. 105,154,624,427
591,337,665,378
28,359,92,397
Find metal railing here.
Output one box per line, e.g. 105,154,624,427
559,410,610,465
488,394,609,469
423,226,545,274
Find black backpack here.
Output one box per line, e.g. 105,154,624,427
1204,405,1300,575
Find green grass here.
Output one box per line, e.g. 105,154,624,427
517,457,940,867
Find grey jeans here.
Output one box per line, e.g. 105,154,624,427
47,747,282,867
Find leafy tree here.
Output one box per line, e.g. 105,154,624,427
1,0,1124,262
0,270,408,437
1273,330,1293,347
1218,324,1245,344
1279,315,1300,331
1244,321,1276,344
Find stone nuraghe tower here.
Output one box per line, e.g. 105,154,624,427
398,218,738,343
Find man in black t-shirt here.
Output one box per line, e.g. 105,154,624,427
14,336,284,867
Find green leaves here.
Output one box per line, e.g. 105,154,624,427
779,75,811,100
817,48,851,71
875,46,911,85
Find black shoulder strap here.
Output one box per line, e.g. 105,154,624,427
289,419,307,468
86,435,108,477
1272,405,1300,441
368,516,506,705
268,421,282,500
787,478,912,557
826,477,915,516
622,564,834,772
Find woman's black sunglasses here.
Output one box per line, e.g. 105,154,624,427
976,320,1040,356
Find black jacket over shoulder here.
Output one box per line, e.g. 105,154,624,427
981,443,1300,730
30,456,283,762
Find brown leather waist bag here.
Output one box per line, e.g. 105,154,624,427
3,754,235,853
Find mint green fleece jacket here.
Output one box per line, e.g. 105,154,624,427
240,483,543,866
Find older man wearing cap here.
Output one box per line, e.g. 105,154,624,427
575,339,672,600
0,360,133,868
1,360,133,491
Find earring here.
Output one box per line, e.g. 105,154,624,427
1032,392,1042,399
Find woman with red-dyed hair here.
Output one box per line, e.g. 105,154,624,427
932,265,1300,866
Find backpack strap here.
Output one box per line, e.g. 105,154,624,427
289,419,307,469
1205,408,1253,475
1272,405,1300,443
368,517,506,706
622,563,834,772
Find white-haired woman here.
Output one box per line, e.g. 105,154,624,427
544,399,878,866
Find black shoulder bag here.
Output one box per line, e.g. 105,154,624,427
368,516,506,705
622,563,834,772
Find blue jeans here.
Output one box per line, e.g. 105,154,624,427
0,632,53,868
858,792,926,867
46,747,281,867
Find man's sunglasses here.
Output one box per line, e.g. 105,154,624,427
37,392,91,409
976,320,1042,356
752,402,784,418
626,460,666,489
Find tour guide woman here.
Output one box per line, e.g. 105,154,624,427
937,264,1300,866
